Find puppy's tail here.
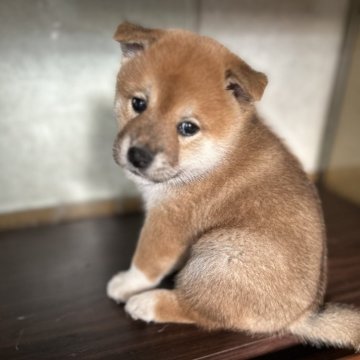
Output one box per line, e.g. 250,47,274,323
288,303,360,351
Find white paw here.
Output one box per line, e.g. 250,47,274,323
106,265,156,303
125,292,157,323
107,271,132,303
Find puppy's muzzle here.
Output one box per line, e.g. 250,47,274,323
127,146,154,170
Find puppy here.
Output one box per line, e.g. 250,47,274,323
107,22,360,350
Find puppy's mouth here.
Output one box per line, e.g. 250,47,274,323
126,166,181,184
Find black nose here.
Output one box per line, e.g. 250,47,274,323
127,146,154,169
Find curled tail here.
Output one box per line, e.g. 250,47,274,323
288,303,360,351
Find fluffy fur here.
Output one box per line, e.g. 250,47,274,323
108,22,360,351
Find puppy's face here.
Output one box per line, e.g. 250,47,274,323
112,23,267,185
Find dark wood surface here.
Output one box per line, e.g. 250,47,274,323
0,187,359,359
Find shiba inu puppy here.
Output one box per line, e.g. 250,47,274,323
107,22,360,350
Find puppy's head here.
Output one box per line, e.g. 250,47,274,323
112,22,267,184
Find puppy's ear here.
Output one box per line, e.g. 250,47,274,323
225,55,268,102
113,22,164,60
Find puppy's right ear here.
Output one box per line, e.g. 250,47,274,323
113,22,164,61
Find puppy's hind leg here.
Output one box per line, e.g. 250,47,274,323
125,289,195,324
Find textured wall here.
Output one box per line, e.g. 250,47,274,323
0,0,348,213
325,23,360,204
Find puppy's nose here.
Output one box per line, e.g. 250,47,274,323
127,146,154,169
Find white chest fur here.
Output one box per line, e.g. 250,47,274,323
139,182,172,210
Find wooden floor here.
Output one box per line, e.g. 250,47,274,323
0,187,359,360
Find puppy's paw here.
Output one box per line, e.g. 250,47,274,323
125,291,158,323
107,271,132,303
106,265,156,303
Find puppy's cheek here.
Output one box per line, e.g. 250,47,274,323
178,141,202,170
179,138,228,177
114,98,133,130
114,98,125,127
113,135,131,167
114,98,122,117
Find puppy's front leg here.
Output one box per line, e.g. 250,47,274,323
107,211,188,303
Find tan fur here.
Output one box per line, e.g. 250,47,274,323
108,22,360,351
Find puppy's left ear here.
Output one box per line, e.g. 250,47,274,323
113,22,164,60
225,55,268,102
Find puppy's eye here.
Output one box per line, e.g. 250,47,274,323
131,97,147,113
177,121,200,137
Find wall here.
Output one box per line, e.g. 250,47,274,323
0,0,348,214
325,16,360,204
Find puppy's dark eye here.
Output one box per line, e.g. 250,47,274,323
131,97,147,113
177,121,200,137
